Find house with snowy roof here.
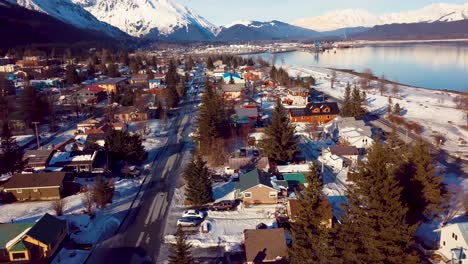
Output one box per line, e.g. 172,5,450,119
0,213,67,263
48,150,97,173
436,217,468,263
223,72,245,84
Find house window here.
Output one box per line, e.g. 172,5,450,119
33,188,38,192
12,252,26,260
16,189,22,193
454,234,458,240
327,115,330,119
269,192,277,198
443,241,445,246
244,192,252,198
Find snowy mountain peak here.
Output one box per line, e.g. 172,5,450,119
294,3,468,32
7,0,126,37
71,0,218,39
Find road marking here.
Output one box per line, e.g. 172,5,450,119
151,193,167,223
158,197,168,220
135,232,145,247
144,195,160,226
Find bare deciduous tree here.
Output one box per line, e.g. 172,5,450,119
82,191,94,216
391,83,400,98
378,74,387,95
330,70,337,89
360,68,373,89
52,199,66,216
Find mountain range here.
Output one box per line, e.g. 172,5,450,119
3,0,468,46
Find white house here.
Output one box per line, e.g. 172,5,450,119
339,127,374,149
285,87,309,106
277,163,312,174
321,146,359,170
320,150,344,170
436,219,468,263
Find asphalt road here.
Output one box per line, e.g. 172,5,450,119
85,89,198,264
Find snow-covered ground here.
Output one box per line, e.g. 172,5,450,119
285,65,468,160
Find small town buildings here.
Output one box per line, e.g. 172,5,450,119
114,106,148,123
244,228,288,264
1,172,66,201
223,73,245,84
436,218,468,263
48,151,97,172
285,87,309,106
339,127,374,149
287,199,333,228
0,213,67,263
130,74,149,85
149,74,166,88
236,169,286,204
212,68,226,79
23,149,55,170
77,119,102,134
321,146,359,170
95,77,128,93
288,102,340,124
220,84,244,100
234,105,258,124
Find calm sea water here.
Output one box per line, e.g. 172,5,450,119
251,43,468,92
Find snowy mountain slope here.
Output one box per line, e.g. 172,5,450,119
6,0,127,37
72,0,218,40
216,20,320,41
294,3,468,31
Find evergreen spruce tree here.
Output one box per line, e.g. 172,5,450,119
340,83,353,117
0,123,24,175
229,74,235,84
290,163,335,264
261,98,297,164
184,155,213,205
334,139,419,264
168,226,194,264
351,86,365,117
65,65,80,85
206,56,214,70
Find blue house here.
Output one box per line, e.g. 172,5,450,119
223,73,244,84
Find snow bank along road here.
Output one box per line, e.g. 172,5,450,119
84,95,197,264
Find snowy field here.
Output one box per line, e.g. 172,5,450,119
284,65,468,160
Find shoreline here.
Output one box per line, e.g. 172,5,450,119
337,38,468,46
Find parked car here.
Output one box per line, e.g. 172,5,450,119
182,209,204,219
211,174,228,183
177,217,202,227
211,200,237,211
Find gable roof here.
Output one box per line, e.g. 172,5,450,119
95,77,128,85
244,228,288,262
24,149,55,165
289,102,340,117
26,213,66,245
329,146,359,156
283,173,307,185
2,172,66,190
221,84,244,93
237,169,276,193
0,223,34,249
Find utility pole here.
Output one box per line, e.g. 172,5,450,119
32,121,40,149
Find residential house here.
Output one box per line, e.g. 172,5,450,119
436,217,468,263
95,77,128,93
285,87,309,106
248,132,266,146
287,199,333,228
2,172,66,201
236,169,286,204
323,145,359,170
23,149,55,170
339,127,374,149
220,84,244,101
213,68,226,79
234,105,258,124
223,73,245,84
77,85,106,105
0,213,67,263
114,106,148,123
48,151,97,172
288,102,340,124
130,74,149,85
77,119,102,134
149,74,166,89
244,228,288,264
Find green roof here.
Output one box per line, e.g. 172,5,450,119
283,173,306,185
10,240,30,252
237,169,275,193
0,223,34,249
26,213,66,245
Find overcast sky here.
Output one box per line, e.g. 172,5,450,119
178,0,468,25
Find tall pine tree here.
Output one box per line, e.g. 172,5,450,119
261,98,297,164
0,123,24,175
289,163,336,264
340,83,353,117
168,226,194,264
334,139,419,264
184,155,213,205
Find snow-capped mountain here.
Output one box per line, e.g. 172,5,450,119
294,3,468,32
216,20,320,41
71,0,218,40
6,0,126,37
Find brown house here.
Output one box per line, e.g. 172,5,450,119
95,77,128,93
114,106,148,122
0,213,67,263
2,172,66,201
287,199,333,228
244,228,288,264
288,102,339,124
23,149,55,169
235,169,287,204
